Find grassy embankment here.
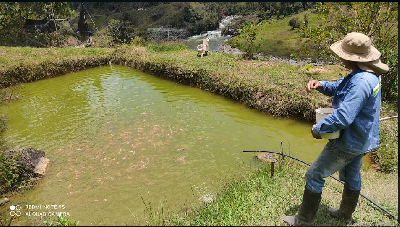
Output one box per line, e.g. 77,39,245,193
0,44,397,226
228,11,324,59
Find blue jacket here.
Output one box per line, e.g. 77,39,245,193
312,69,381,154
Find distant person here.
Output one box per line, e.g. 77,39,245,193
283,32,389,226
202,38,210,53
197,38,210,58
197,44,205,57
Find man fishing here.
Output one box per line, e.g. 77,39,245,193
283,32,389,226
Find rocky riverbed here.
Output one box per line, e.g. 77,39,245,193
214,44,333,67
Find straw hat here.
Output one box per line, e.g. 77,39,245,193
330,32,389,74
330,32,381,62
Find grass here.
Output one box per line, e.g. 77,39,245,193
146,42,190,52
0,47,114,71
0,44,397,226
0,47,114,89
227,10,322,59
143,158,398,226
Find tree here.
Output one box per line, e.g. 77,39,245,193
0,2,73,46
298,2,398,102
236,20,262,60
0,2,72,29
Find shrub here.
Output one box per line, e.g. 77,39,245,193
129,36,146,46
236,20,262,60
0,153,31,195
106,19,138,46
288,17,301,30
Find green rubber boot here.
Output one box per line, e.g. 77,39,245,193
327,186,360,224
283,187,322,226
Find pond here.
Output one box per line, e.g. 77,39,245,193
0,65,365,225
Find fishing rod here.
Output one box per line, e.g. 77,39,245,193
243,150,399,223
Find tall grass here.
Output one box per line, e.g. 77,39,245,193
146,42,189,52
372,116,398,172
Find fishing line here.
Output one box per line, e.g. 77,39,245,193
243,150,398,223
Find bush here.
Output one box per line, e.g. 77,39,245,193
298,2,398,103
235,20,261,59
0,153,31,195
106,19,139,46
129,36,146,46
288,17,301,30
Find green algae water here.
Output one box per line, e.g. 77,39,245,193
0,65,367,225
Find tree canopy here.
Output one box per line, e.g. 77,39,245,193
298,2,398,102
0,2,73,46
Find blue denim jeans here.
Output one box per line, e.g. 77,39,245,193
305,141,365,193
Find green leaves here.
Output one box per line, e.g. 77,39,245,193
236,20,262,60
0,153,22,193
298,2,398,102
0,2,73,46
43,215,80,226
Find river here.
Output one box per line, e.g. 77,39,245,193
184,15,235,52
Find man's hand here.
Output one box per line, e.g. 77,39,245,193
311,127,322,139
306,80,322,93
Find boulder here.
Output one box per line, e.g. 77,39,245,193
4,147,49,177
215,44,244,55
0,148,49,201
221,14,259,37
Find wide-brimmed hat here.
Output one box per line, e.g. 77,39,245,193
330,32,381,62
357,58,390,75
